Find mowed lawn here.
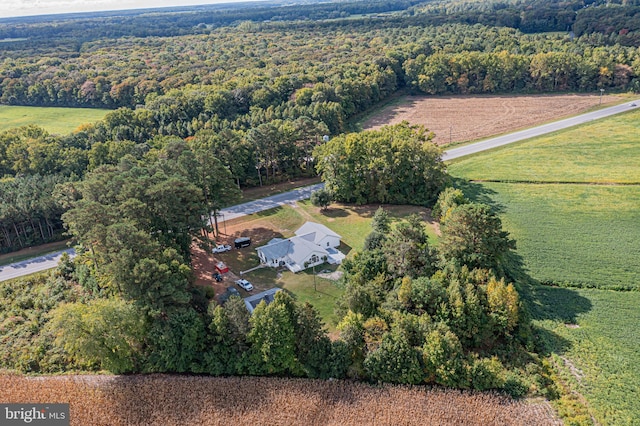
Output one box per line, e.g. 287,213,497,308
527,285,640,426
0,105,110,134
220,201,431,329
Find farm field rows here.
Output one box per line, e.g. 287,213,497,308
360,93,623,145
448,109,640,183
0,105,109,134
527,286,640,425
464,182,640,290
0,374,561,425
443,108,640,423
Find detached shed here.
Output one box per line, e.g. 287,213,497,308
244,288,281,314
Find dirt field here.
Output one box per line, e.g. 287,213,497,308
0,374,562,426
362,94,621,145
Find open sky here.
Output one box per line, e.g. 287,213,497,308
0,0,263,19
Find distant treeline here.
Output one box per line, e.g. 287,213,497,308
2,2,640,253
0,1,424,43
2,0,640,47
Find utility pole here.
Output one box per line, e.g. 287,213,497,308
313,263,317,292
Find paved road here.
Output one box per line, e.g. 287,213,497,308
215,183,325,223
4,100,639,281
442,100,640,161
0,248,76,282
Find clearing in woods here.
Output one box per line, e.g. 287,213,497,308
0,105,110,134
361,93,622,145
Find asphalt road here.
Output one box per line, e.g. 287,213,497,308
215,183,325,223
0,248,76,282
442,100,640,161
4,99,639,281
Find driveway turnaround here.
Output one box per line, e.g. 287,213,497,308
0,248,76,282
442,100,640,161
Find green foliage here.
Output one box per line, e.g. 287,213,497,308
247,292,299,376
470,356,505,391
363,231,386,251
294,302,334,379
422,326,469,388
432,187,468,223
310,189,332,211
0,174,69,253
438,203,515,272
502,372,529,399
48,298,146,373
382,214,436,279
371,207,391,233
364,330,424,385
144,308,207,373
0,274,88,373
314,123,446,206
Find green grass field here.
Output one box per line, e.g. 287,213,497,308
469,182,640,290
449,109,640,424
0,105,110,134
449,109,640,290
527,285,640,425
449,109,640,184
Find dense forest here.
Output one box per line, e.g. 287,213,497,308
2,0,640,253
0,0,638,396
2,124,549,397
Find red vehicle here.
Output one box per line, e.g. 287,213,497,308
215,261,229,274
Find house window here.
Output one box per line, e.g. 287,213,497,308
327,242,329,247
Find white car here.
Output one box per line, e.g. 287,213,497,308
212,244,232,254
235,279,254,291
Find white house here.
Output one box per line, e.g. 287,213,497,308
256,222,345,273
294,221,341,249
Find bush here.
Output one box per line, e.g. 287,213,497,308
470,357,505,391
502,372,529,398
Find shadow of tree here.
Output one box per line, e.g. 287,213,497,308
504,251,592,356
452,177,505,214
322,207,349,218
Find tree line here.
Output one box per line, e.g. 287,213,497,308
1,126,549,397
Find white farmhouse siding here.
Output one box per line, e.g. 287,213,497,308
255,222,344,272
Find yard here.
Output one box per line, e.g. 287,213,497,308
191,201,434,330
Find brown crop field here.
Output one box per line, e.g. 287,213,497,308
361,93,622,145
0,374,561,425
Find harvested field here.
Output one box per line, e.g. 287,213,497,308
361,94,620,145
0,374,562,426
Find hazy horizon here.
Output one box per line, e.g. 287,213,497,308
0,0,266,19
